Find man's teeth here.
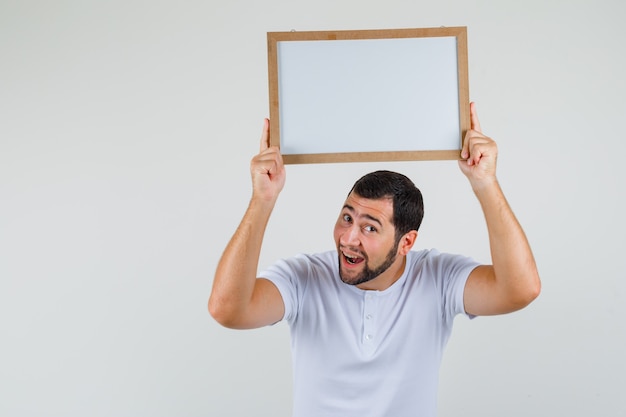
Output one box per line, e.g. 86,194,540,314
344,253,359,264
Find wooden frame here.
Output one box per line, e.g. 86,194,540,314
267,27,469,164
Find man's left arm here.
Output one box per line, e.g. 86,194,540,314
459,103,541,316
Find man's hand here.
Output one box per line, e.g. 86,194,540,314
250,118,285,203
459,102,498,189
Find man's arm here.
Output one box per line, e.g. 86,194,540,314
209,119,286,329
459,103,541,316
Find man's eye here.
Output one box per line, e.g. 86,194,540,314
343,214,352,222
363,225,377,233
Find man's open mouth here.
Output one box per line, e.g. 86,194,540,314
343,251,365,265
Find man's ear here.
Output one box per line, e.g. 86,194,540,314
398,230,418,255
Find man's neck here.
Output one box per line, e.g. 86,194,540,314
356,255,407,291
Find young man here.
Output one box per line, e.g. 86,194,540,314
209,103,540,416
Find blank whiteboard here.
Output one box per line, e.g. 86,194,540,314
267,27,470,164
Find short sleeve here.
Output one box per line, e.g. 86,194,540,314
427,251,480,320
259,254,311,325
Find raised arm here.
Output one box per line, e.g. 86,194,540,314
208,119,286,329
459,103,541,316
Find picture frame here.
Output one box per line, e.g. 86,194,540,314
267,27,470,164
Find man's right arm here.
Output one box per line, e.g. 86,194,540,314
208,119,286,329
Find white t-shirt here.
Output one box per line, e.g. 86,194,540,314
260,248,479,417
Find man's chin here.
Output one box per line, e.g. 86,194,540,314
339,268,372,286
339,275,359,286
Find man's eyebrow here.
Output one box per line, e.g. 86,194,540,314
342,204,383,227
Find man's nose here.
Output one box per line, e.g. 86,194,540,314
341,225,360,246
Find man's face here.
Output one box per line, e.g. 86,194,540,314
333,193,403,288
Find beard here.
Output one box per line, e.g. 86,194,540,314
338,240,399,286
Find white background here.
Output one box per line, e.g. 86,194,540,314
1,1,625,416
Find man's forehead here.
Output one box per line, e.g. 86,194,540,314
343,193,394,222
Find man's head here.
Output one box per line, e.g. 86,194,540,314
333,171,423,289
349,170,424,240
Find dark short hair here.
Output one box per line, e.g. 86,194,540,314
349,170,424,240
